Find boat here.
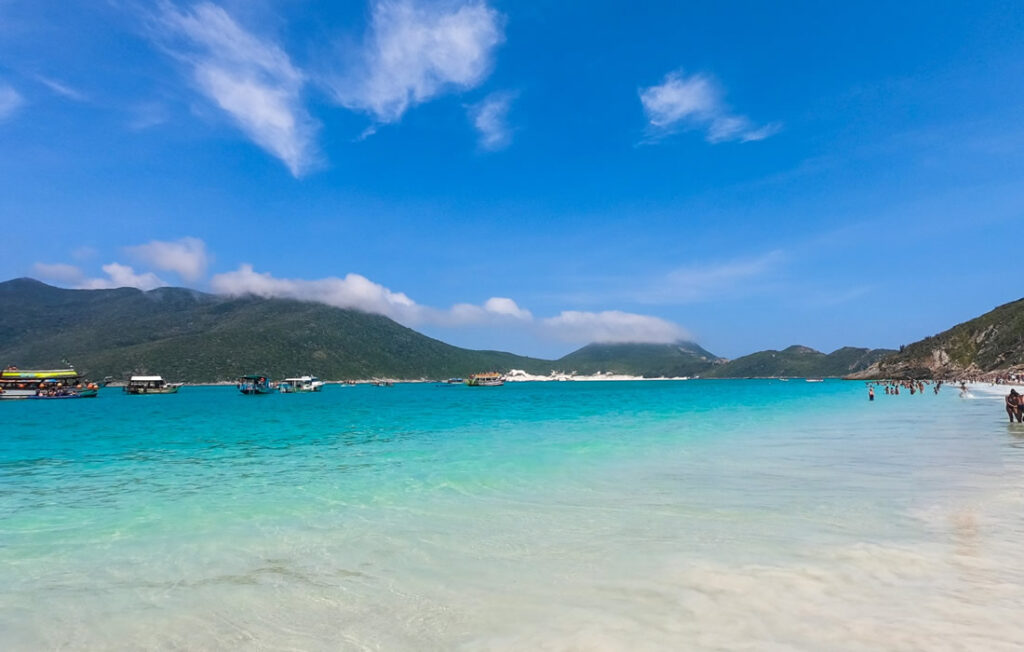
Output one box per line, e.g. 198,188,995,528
278,376,324,393
123,375,182,395
806,378,824,383
238,375,274,395
0,367,98,399
445,378,464,384
466,372,504,387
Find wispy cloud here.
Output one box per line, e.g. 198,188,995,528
34,75,87,101
157,2,318,176
210,265,687,345
127,101,171,130
643,250,786,303
326,0,504,125
0,83,24,122
468,90,516,150
126,236,210,282
639,70,779,143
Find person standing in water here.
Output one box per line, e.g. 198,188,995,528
1006,389,1023,423
868,386,875,401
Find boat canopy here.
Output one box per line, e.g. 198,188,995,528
129,375,165,382
1,368,79,380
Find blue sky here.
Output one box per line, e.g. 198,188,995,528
2,0,1024,359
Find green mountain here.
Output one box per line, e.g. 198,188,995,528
555,341,724,378
0,278,902,382
705,345,895,378
0,278,553,381
852,297,1024,379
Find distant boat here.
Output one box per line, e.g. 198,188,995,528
124,375,182,395
238,375,274,395
0,367,98,399
466,372,504,387
445,377,464,384
806,378,824,383
278,376,324,393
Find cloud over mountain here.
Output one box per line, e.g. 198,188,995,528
126,237,211,282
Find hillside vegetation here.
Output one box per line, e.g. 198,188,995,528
555,341,724,378
704,345,895,378
0,278,901,381
852,297,1024,379
0,279,552,381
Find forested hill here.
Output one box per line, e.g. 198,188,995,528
0,278,552,381
704,345,896,378
851,297,1024,379
0,278,902,382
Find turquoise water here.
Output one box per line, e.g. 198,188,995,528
2,380,1023,649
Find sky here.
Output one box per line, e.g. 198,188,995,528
2,0,1024,360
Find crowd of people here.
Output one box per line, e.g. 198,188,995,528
865,376,1024,424
865,379,942,400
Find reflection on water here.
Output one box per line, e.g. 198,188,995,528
1,381,1023,650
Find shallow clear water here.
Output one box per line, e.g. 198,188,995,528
2,380,1023,650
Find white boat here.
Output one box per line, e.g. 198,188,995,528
806,378,824,383
278,375,324,393
124,375,182,395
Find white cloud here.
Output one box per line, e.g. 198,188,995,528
159,2,318,176
210,264,422,322
0,84,24,122
468,90,516,150
126,236,210,282
33,262,85,284
443,296,533,326
541,310,688,344
327,0,504,124
80,263,167,291
639,70,779,143
209,265,686,346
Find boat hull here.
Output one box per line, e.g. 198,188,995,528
124,386,181,395
27,389,98,399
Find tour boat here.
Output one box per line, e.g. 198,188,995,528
124,375,182,395
278,376,324,393
0,367,98,399
466,372,504,387
238,375,274,395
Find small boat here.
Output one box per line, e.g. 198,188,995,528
124,375,182,395
238,375,274,395
806,378,824,383
445,378,464,384
278,376,324,393
466,372,504,387
0,367,98,399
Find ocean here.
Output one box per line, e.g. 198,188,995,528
2,380,1023,650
